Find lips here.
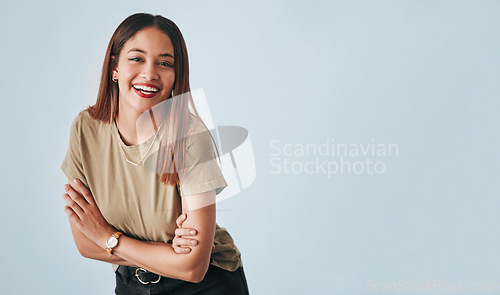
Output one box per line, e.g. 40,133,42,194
132,83,160,98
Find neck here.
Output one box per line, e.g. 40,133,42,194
115,101,165,146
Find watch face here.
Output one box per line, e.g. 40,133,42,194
107,237,118,248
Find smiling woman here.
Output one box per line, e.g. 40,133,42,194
113,27,175,126
60,13,249,294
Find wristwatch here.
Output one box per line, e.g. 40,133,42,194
105,232,123,255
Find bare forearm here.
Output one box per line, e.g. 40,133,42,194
74,222,208,281
81,241,166,267
68,216,202,275
70,222,134,266
111,236,207,281
82,248,136,266
110,204,216,283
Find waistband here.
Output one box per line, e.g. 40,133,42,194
117,265,161,285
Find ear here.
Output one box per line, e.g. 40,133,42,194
111,55,118,78
112,69,118,80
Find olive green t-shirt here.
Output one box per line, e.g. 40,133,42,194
61,109,242,273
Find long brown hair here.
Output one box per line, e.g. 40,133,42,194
88,13,220,187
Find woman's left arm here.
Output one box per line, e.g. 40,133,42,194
64,178,216,283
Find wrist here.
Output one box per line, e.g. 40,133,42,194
105,231,123,255
100,228,119,250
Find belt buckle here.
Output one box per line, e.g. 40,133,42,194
135,267,161,284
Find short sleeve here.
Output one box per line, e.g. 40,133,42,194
61,113,89,188
177,124,228,197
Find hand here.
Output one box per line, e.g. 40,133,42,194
63,179,115,249
172,213,198,254
172,213,215,254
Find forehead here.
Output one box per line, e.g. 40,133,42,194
123,27,174,54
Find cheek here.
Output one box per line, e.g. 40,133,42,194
118,75,137,91
116,62,136,82
164,72,175,86
117,72,137,95
120,68,135,81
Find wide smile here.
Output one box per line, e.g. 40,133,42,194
132,83,160,98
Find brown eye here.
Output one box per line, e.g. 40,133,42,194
158,61,173,67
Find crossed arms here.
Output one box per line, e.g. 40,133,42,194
63,178,215,283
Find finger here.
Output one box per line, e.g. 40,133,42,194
69,179,95,205
176,213,187,228
175,227,197,237
64,205,81,222
65,185,89,210
171,237,192,254
174,237,198,247
212,243,216,251
70,179,94,204
63,193,85,218
173,245,191,254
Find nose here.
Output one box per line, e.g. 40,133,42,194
141,61,159,81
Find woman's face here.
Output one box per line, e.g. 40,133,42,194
113,27,175,117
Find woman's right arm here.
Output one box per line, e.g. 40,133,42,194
65,182,198,265
67,216,136,266
67,215,197,265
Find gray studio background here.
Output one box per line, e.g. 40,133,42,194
1,0,499,294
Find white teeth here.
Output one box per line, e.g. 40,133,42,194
133,85,159,92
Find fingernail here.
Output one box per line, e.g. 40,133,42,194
185,248,190,252
189,230,196,235
73,179,78,184
191,240,197,245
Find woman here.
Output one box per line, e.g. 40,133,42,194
61,13,249,294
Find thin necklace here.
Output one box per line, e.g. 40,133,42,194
115,121,165,166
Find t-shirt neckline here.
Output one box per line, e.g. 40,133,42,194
111,118,164,151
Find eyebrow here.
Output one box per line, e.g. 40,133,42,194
128,48,174,58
